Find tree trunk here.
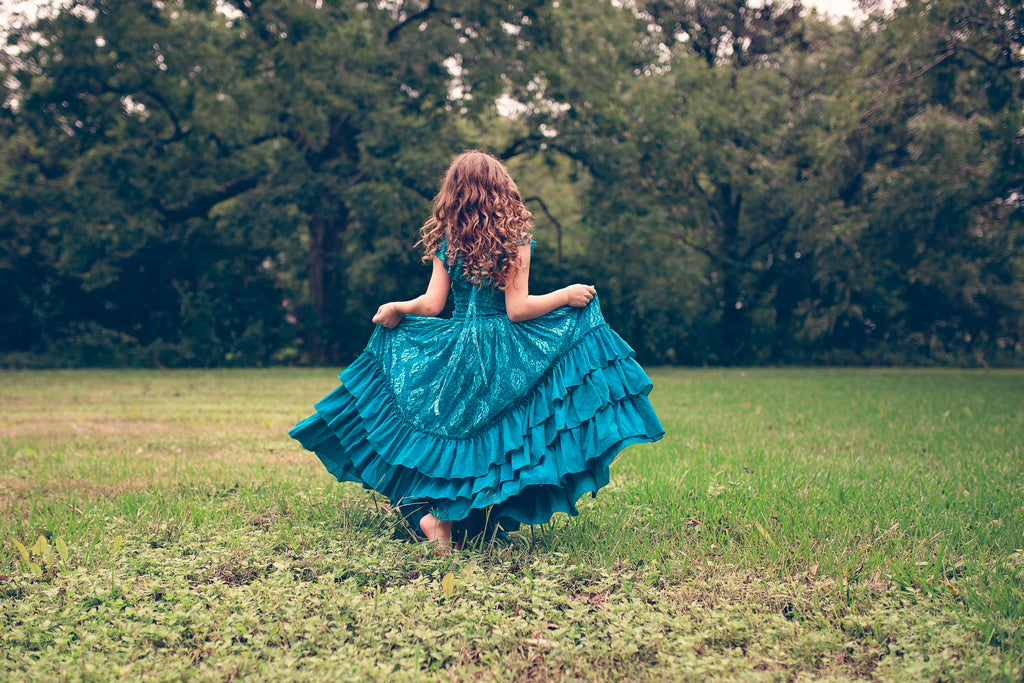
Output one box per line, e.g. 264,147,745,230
306,208,347,364
716,183,746,364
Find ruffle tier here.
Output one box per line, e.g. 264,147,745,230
290,325,664,528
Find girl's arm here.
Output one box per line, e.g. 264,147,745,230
372,257,451,328
504,243,595,323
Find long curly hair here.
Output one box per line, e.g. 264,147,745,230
419,150,533,289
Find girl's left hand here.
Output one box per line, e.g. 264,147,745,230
372,303,404,328
564,284,597,307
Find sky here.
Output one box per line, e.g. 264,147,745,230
803,0,861,17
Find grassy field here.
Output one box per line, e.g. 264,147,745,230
1,368,1022,681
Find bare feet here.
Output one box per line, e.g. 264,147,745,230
419,513,455,549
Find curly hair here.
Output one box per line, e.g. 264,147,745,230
419,150,533,289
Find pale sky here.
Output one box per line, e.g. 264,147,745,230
802,0,862,17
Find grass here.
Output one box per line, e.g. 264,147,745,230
1,367,1022,681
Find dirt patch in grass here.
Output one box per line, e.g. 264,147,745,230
0,416,297,441
0,474,174,506
0,415,175,439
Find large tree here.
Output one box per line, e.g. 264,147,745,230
803,0,1024,364
519,0,832,364
1,0,555,365
520,0,1023,365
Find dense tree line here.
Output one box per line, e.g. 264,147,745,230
1,0,1021,366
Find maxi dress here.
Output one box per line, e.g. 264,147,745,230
289,246,665,534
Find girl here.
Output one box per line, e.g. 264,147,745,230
290,151,664,548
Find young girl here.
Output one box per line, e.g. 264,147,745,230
290,151,664,548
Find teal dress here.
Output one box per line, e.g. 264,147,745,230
289,245,664,533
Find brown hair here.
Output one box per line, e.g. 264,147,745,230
419,150,533,288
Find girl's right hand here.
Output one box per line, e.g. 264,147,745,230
564,284,597,307
372,302,404,328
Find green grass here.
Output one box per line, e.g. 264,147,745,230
1,368,1022,681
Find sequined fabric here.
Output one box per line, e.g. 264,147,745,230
290,243,665,529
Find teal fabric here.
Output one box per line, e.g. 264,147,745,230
289,249,665,529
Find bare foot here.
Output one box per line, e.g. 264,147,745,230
419,513,455,549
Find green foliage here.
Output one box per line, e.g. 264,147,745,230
1,0,1022,367
800,0,1024,366
0,0,553,365
517,0,1024,365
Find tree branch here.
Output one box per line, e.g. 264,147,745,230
523,194,565,264
228,0,278,45
306,115,360,171
667,229,732,268
741,221,791,262
687,172,728,234
206,130,283,158
860,46,957,125
498,134,547,160
100,80,188,144
158,176,262,223
387,0,440,44
140,86,186,141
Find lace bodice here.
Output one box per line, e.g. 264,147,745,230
438,239,534,318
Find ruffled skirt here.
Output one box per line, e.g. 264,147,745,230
289,297,664,530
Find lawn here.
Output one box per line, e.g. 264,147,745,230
1,368,1022,681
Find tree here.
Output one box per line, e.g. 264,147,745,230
520,0,838,364
1,0,556,365
804,0,1024,364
